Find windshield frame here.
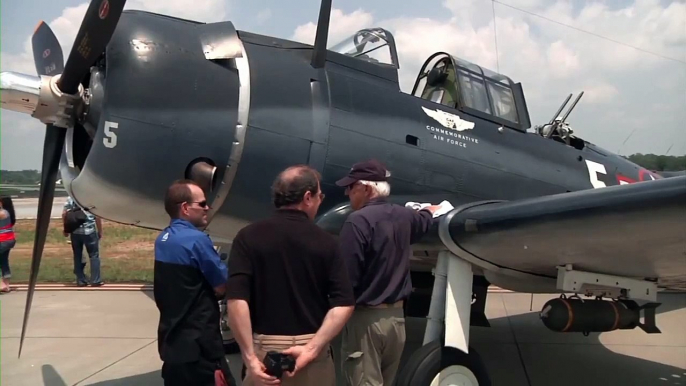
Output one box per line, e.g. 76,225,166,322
329,28,400,69
412,52,531,131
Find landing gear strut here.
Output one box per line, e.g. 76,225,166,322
396,251,492,386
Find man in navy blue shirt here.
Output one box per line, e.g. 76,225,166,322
154,179,235,386
335,159,439,386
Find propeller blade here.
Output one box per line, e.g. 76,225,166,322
18,127,67,358
58,0,127,94
31,21,64,77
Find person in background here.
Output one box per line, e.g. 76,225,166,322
335,159,440,386
154,179,235,386
63,196,104,287
226,165,355,386
0,196,17,293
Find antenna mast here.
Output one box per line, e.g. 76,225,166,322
311,0,333,68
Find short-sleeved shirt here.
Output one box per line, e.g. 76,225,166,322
339,197,434,306
153,218,228,363
63,197,97,235
0,208,15,244
225,209,355,336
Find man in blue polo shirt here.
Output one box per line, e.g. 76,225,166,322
154,179,235,386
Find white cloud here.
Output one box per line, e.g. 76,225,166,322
125,0,228,23
291,8,374,46
1,111,46,170
1,0,228,75
546,41,579,78
582,82,619,104
0,43,35,75
290,0,686,156
537,0,686,70
256,9,272,24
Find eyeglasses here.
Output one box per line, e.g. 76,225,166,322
344,182,359,193
177,200,209,208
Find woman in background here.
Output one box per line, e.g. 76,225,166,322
0,196,17,293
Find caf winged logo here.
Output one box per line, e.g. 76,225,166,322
422,106,475,132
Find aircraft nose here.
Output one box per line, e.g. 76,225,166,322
60,11,245,231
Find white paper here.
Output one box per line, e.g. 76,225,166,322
405,200,454,218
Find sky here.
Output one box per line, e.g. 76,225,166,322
1,0,685,170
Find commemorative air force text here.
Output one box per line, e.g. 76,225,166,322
426,125,479,148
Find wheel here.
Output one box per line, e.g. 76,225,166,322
395,339,491,386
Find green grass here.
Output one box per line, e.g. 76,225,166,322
9,250,155,284
7,219,159,284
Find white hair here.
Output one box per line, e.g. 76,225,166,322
359,180,391,197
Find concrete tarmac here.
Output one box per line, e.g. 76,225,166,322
11,198,67,220
1,290,685,386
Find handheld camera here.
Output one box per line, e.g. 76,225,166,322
263,351,296,378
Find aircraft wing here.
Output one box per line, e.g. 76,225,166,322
316,175,686,291
657,170,686,178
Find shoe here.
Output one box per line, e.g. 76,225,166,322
91,281,104,287
77,282,88,287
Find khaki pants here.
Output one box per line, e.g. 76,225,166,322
242,333,335,386
341,303,406,386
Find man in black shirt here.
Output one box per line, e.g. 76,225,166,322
226,165,355,386
154,179,235,386
335,159,439,386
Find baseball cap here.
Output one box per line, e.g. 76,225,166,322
335,159,391,187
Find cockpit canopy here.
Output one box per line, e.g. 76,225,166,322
329,28,400,69
412,53,531,132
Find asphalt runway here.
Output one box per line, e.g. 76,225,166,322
11,198,67,220
2,289,685,386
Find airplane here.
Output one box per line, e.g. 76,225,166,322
1,0,685,384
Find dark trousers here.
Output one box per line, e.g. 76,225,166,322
70,232,101,284
0,240,15,279
162,356,236,386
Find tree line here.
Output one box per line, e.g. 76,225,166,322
1,170,48,185
624,154,686,172
1,154,684,184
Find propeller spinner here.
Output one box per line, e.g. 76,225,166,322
7,0,128,358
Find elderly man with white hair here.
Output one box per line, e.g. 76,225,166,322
335,159,440,386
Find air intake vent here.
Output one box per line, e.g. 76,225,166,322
186,158,217,194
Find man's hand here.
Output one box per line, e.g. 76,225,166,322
281,304,352,377
422,205,442,214
281,344,320,377
245,353,280,385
